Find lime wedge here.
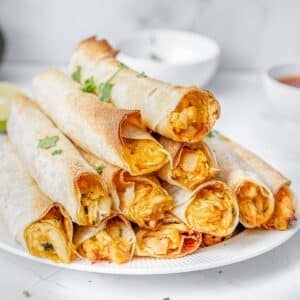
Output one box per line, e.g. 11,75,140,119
0,82,24,134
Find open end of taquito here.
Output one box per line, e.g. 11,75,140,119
69,37,220,143
114,171,173,228
24,205,73,263
158,137,218,190
120,112,170,175
263,185,296,230
75,173,111,226
184,181,239,236
75,214,135,264
235,179,275,228
135,214,201,258
162,88,220,142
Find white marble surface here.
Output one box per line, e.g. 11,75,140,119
1,0,300,69
0,64,299,299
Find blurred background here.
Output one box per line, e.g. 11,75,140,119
0,0,299,70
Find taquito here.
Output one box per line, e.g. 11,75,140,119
205,132,275,228
135,214,201,258
80,150,173,228
7,96,111,226
229,139,296,230
74,214,135,264
157,136,218,190
68,37,220,142
165,181,239,237
32,69,170,175
0,139,73,263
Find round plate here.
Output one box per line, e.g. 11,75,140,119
0,134,299,274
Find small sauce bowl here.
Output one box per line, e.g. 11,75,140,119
263,63,300,119
116,29,220,86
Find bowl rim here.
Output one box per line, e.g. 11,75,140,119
116,28,220,67
264,62,300,93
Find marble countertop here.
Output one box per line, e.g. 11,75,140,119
1,65,299,300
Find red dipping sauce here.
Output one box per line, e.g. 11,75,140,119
278,75,300,88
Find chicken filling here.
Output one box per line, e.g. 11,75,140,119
78,218,133,264
136,222,198,257
117,178,173,228
237,181,273,228
77,175,110,226
123,139,169,175
171,147,215,189
264,186,295,230
24,207,71,263
186,184,237,236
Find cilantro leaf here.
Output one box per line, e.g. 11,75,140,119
137,71,148,78
207,131,216,138
116,61,127,69
95,165,105,174
81,77,96,93
41,242,54,251
51,149,63,155
72,65,82,83
98,82,113,102
38,136,59,149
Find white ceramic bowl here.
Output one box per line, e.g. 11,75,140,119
263,63,300,119
116,29,220,86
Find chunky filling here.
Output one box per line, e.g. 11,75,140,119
136,222,199,257
117,177,173,228
168,91,217,141
123,139,169,175
263,186,295,230
78,218,133,264
77,175,110,226
237,181,273,228
202,234,225,247
24,207,71,263
171,147,215,189
186,184,237,236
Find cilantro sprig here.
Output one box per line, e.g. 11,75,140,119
95,165,105,174
52,149,63,156
72,65,82,83
38,136,59,149
81,77,96,93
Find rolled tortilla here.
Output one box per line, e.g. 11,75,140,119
74,214,136,264
80,150,173,229
135,214,201,258
0,139,73,263
7,96,111,226
205,132,275,228
157,136,218,190
166,181,239,237
32,69,170,175
68,37,220,142
228,139,296,230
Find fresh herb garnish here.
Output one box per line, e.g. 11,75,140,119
51,149,63,156
41,242,54,251
150,53,162,62
81,77,96,93
98,82,114,102
97,61,126,102
72,65,82,83
95,165,105,174
0,120,7,134
207,130,216,138
38,136,59,149
137,71,148,78
218,132,231,142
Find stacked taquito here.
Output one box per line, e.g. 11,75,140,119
0,139,73,263
68,37,220,143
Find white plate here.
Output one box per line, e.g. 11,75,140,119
0,135,299,274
